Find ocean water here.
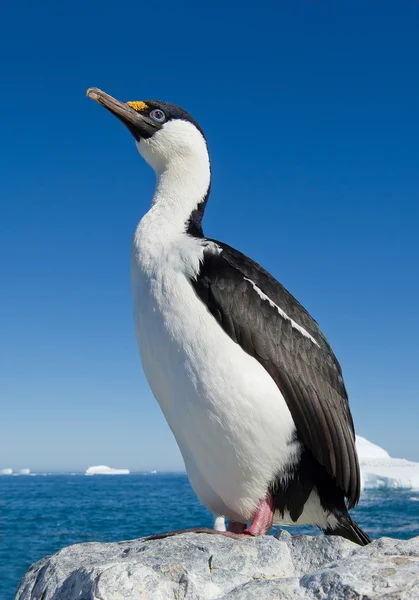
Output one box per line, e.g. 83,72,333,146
1,474,419,600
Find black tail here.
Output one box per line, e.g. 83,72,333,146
323,516,371,546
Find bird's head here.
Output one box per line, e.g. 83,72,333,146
86,88,208,175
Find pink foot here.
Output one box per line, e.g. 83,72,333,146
144,494,274,541
243,493,274,536
227,521,247,534
144,527,216,540
144,527,247,541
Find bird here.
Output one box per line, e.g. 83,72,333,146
86,87,370,545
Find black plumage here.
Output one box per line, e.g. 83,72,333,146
190,239,367,539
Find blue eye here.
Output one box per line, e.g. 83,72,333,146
150,109,166,123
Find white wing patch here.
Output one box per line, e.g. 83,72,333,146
244,278,320,347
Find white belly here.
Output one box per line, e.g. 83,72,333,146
131,251,299,523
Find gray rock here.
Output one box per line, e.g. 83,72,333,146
15,531,419,600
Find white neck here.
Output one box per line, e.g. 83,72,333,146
151,153,210,231
136,121,211,237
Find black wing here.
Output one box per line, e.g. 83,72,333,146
191,240,360,507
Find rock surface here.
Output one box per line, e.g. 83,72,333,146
15,531,419,599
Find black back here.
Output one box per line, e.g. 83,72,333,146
190,239,361,509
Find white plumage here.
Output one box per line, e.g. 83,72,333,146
130,120,334,528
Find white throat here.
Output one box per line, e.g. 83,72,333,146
136,120,211,235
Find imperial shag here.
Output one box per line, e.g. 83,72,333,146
87,88,370,545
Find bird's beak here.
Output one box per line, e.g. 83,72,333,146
86,87,159,140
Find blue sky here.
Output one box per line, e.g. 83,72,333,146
1,1,418,471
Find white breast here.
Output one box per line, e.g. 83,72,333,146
130,218,299,522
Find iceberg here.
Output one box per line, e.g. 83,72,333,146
17,468,31,475
85,465,130,476
0,468,13,475
356,436,390,460
356,435,419,490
